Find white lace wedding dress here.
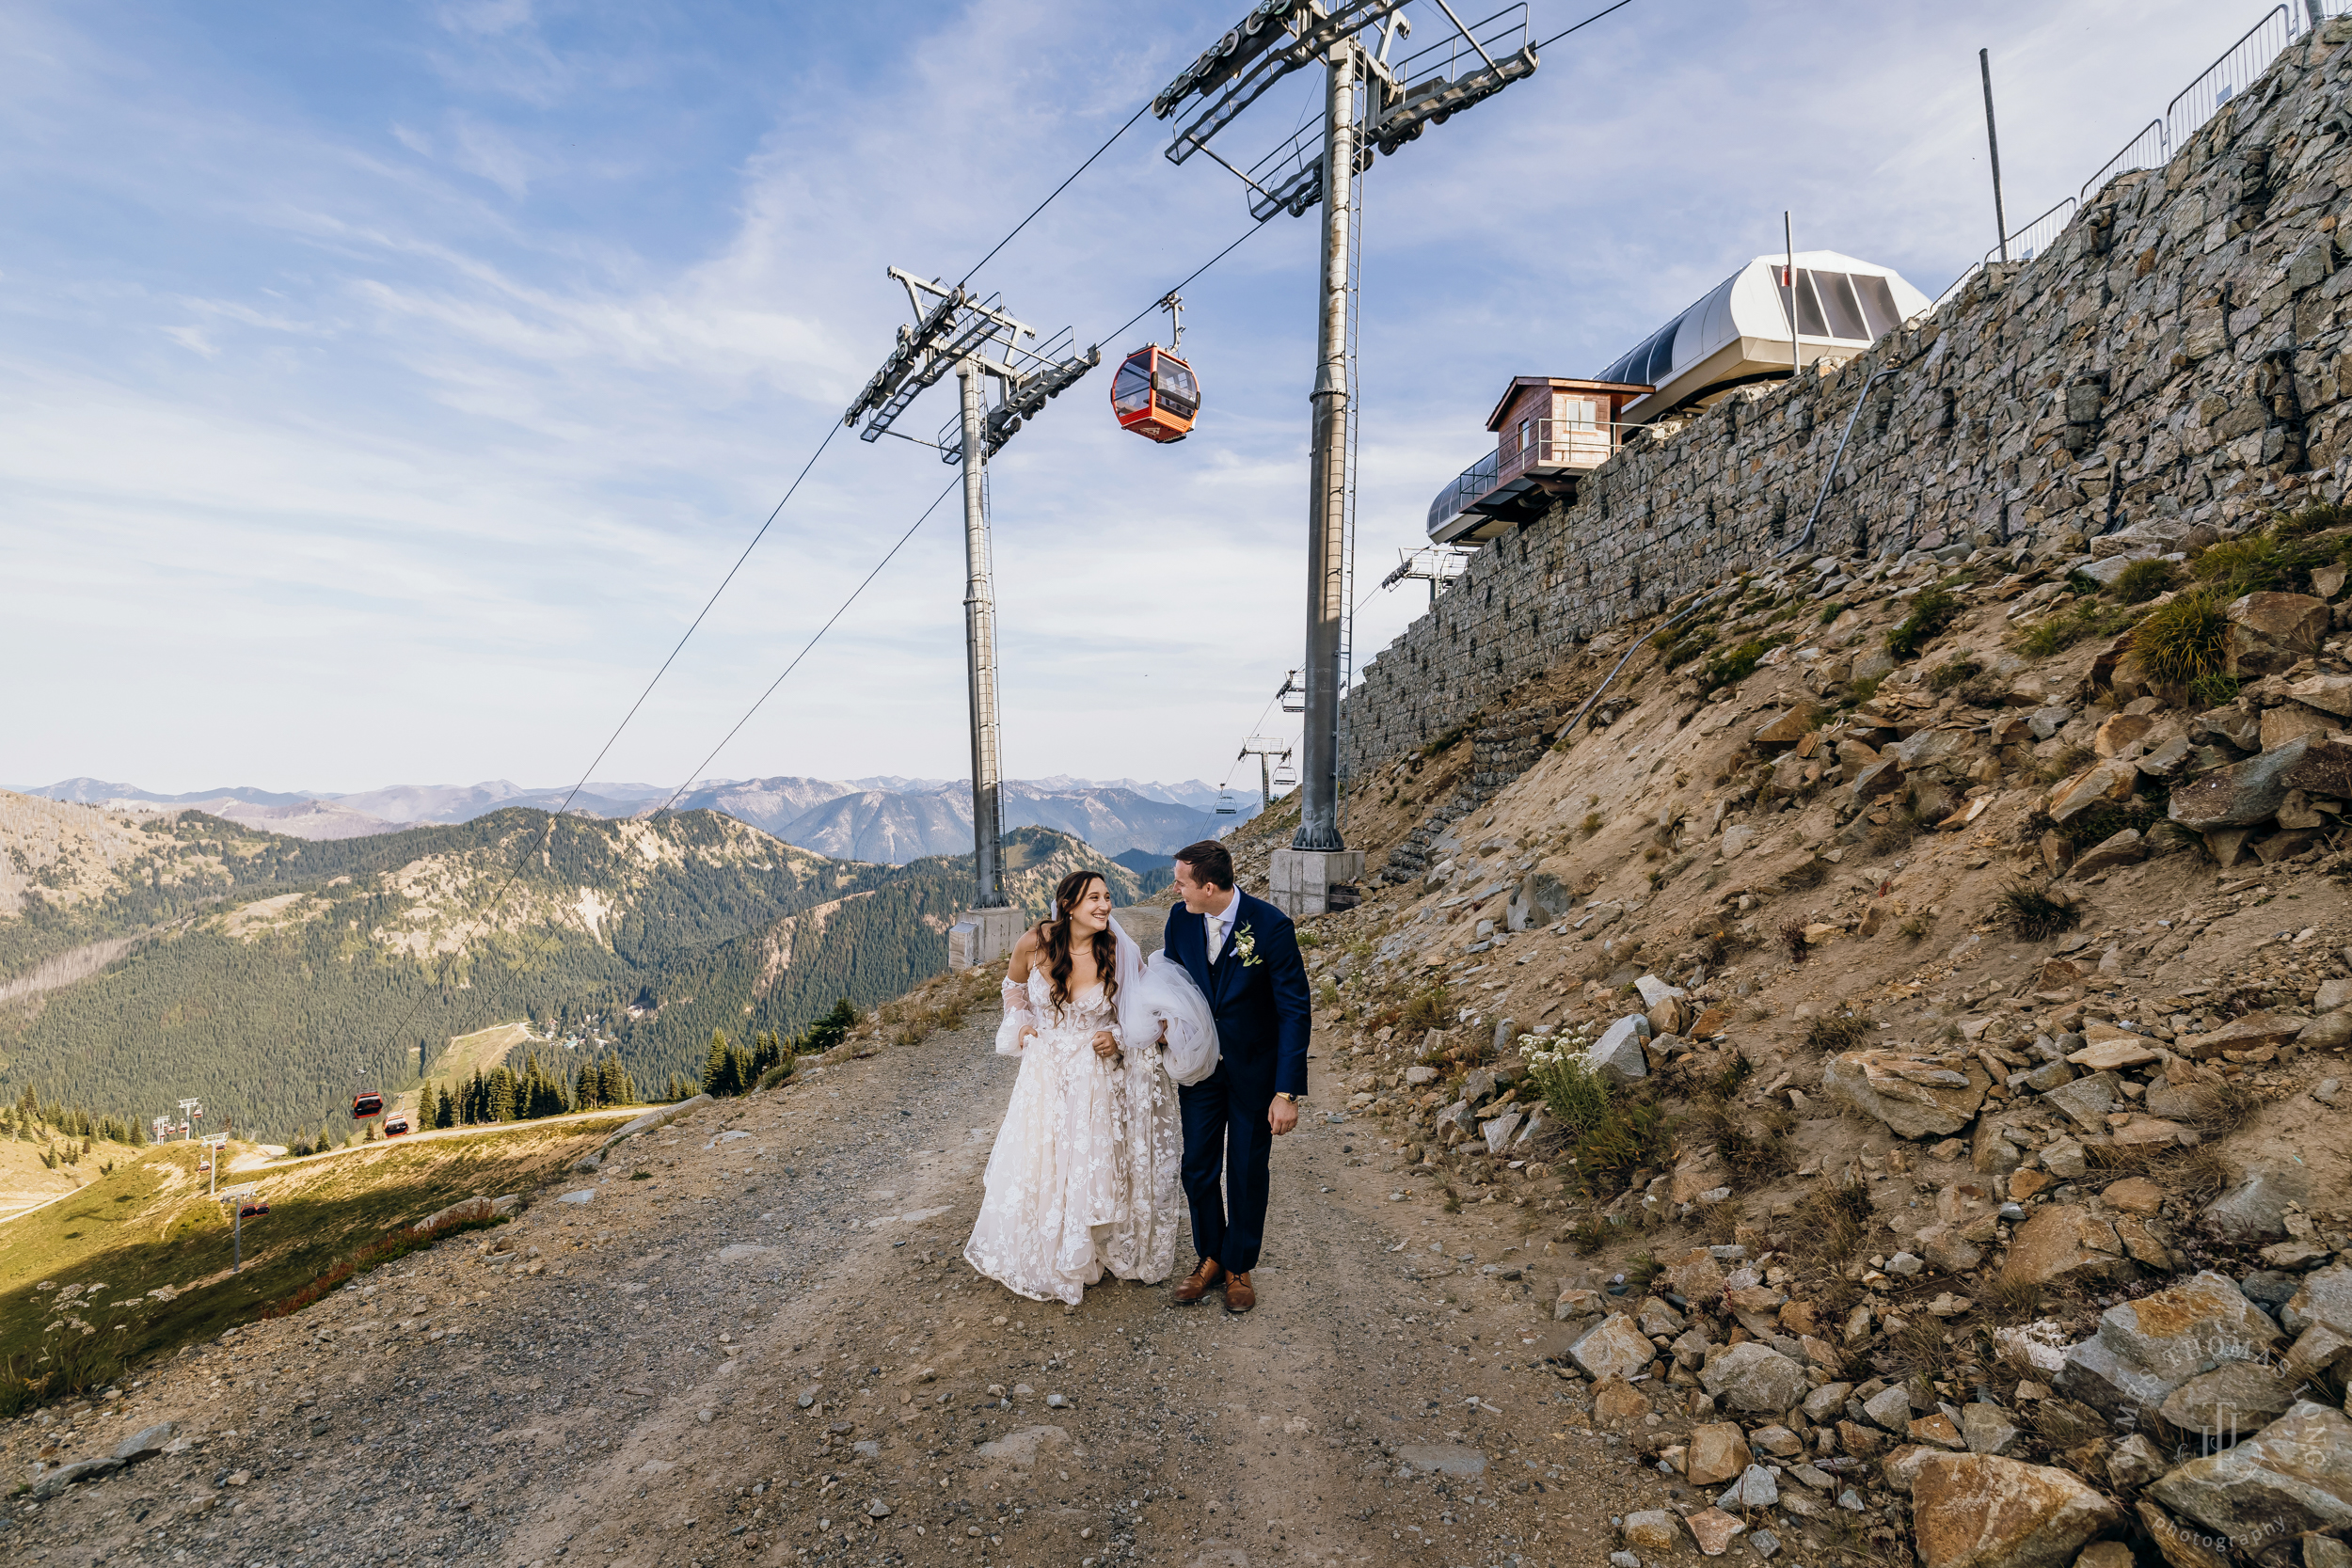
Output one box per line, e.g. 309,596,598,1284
963,933,1213,1307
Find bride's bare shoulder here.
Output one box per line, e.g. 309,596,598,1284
1009,927,1044,977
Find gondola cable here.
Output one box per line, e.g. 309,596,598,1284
654,473,963,811
348,419,849,1118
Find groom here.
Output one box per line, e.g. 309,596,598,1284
1161,839,1312,1314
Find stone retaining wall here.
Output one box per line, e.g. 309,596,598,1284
1342,19,2352,778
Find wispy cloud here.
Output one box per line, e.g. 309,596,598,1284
0,0,2263,798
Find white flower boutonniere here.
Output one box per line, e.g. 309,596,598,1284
1232,924,1263,968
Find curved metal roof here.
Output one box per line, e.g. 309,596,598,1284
1595,250,1931,409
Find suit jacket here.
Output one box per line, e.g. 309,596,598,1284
1162,890,1311,1100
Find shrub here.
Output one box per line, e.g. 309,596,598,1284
2193,532,2288,597
1781,921,1809,962
2274,499,2352,537
1927,657,1984,692
2130,591,2231,698
1580,811,1604,837
1696,638,1784,694
1805,1012,1874,1053
2112,558,2176,604
2054,799,2160,847
1400,985,1453,1035
1998,882,2079,940
1523,1033,1671,1200
1887,589,1964,659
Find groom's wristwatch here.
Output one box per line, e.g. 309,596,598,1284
1274,1092,1302,1105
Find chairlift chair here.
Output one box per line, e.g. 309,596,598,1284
1111,294,1200,443
1213,788,1238,816
1271,762,1297,790
351,1089,384,1119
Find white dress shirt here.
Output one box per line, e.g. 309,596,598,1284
1202,889,1240,964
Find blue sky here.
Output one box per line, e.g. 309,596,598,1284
1,0,2265,797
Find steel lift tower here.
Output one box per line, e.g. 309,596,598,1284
1154,0,1536,914
845,269,1097,967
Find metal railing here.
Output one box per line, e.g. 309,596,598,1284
1427,417,1654,533
2080,119,2167,202
1931,0,2352,315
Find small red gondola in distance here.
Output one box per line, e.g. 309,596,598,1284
1111,293,1200,444
384,1115,411,1137
351,1089,384,1119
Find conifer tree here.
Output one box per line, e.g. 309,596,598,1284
703,1031,732,1097
487,1068,516,1123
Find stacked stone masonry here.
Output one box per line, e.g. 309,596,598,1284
1381,700,1563,884
1343,19,2352,779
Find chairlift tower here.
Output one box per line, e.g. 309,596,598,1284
845,268,1098,967
1237,737,1295,811
1380,544,1471,605
1156,0,1537,913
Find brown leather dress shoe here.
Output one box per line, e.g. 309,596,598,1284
1223,1272,1256,1313
1171,1259,1224,1305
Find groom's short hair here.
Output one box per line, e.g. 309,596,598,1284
1174,840,1234,891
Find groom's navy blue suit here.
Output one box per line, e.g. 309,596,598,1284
1164,889,1312,1275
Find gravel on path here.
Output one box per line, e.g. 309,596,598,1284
6,1020,1677,1568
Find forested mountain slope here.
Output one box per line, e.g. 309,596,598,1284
0,792,1130,1141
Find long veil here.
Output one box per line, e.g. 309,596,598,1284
1110,920,1220,1085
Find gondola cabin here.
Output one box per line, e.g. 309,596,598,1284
1111,345,1200,443
351,1089,384,1119
384,1116,411,1137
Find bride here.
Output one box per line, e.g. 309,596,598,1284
963,870,1217,1306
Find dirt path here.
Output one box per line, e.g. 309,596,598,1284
3,1018,1679,1568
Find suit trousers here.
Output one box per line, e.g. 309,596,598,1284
1177,1063,1274,1275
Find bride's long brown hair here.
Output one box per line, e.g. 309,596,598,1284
1040,870,1118,1011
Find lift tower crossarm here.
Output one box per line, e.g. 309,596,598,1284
848,266,1096,929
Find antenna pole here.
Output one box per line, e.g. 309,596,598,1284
1785,211,1800,386
1980,49,2010,263
957,358,1008,911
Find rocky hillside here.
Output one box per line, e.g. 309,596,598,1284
1224,515,2352,1568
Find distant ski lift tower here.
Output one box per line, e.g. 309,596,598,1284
843,268,1099,968
1154,0,1537,914
1237,736,1295,811
1380,544,1471,605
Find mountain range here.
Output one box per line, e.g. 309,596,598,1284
12,774,1260,861
0,788,1138,1140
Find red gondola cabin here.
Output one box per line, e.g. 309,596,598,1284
1110,345,1200,443
351,1089,384,1119
384,1116,411,1137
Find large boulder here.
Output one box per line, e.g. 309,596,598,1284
2156,1359,2299,1435
1686,1421,1753,1486
2224,593,2331,677
1586,1016,1651,1085
2147,1402,2352,1544
2282,1261,2352,1337
1823,1048,1990,1138
1911,1453,2126,1568
2174,1013,2307,1060
2048,761,2138,825
1568,1313,1659,1382
2205,1164,2313,1240
2169,737,2312,831
1699,1341,1810,1413
2002,1207,2131,1292
2039,1071,2124,1135
2055,1271,2283,1422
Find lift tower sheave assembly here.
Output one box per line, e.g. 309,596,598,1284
845,268,1098,968
1155,0,1536,914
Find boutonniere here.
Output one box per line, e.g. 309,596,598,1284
1232,925,1263,968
